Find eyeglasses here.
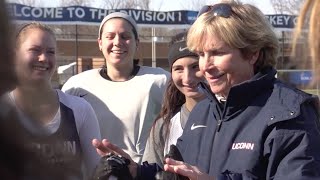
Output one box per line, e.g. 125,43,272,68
197,3,233,18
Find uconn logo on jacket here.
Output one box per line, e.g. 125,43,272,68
231,142,255,150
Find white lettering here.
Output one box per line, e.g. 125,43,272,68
166,12,175,22
13,5,22,17
177,12,181,21
268,15,276,25
132,10,141,21
56,7,63,18
65,141,76,155
276,16,283,25
74,7,85,18
246,143,254,150
146,11,152,21
21,6,31,17
267,15,291,27
31,8,42,18
157,12,166,22
67,7,75,18
283,15,290,26
89,8,98,19
231,142,254,150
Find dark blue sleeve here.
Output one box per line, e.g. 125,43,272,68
135,161,163,180
212,99,320,180
216,172,243,180
264,101,320,179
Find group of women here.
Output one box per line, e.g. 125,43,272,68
0,0,319,180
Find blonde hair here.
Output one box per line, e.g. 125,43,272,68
293,0,320,80
187,1,279,72
15,22,56,48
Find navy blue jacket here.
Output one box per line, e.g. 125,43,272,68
176,67,320,180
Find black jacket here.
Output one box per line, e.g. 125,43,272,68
177,67,320,180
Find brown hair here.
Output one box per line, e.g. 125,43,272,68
151,32,189,148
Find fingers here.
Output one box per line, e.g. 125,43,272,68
96,139,137,178
92,138,112,156
93,139,132,161
101,139,131,160
165,158,185,165
164,158,189,174
92,138,101,148
101,139,121,152
164,163,193,178
164,158,198,180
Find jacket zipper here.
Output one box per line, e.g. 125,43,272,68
216,119,223,132
198,82,224,146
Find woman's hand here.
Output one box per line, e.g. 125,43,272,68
164,158,215,180
92,139,138,178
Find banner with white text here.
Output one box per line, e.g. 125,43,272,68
7,3,297,30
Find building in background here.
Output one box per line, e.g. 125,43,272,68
8,3,313,93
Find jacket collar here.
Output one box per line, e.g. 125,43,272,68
262,80,318,125
199,66,277,120
226,67,276,111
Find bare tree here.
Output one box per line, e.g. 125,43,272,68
98,0,122,9
270,0,304,15
179,0,209,11
137,0,150,9
99,0,151,10
152,0,164,11
57,0,93,7
8,0,41,6
178,0,243,11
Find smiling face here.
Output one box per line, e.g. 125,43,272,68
198,34,257,97
15,28,56,85
98,18,138,68
171,56,204,99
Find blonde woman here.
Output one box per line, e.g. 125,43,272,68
164,1,320,179
11,22,101,179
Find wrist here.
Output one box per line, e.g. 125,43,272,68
130,162,138,179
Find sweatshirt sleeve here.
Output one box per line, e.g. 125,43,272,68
142,118,167,168
61,76,81,96
77,100,101,177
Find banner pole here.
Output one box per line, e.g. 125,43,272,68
75,24,79,74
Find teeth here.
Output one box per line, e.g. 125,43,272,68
112,50,124,54
33,66,48,71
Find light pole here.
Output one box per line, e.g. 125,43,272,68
152,27,157,67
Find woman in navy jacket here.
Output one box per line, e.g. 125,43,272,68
164,1,320,180
93,2,320,180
